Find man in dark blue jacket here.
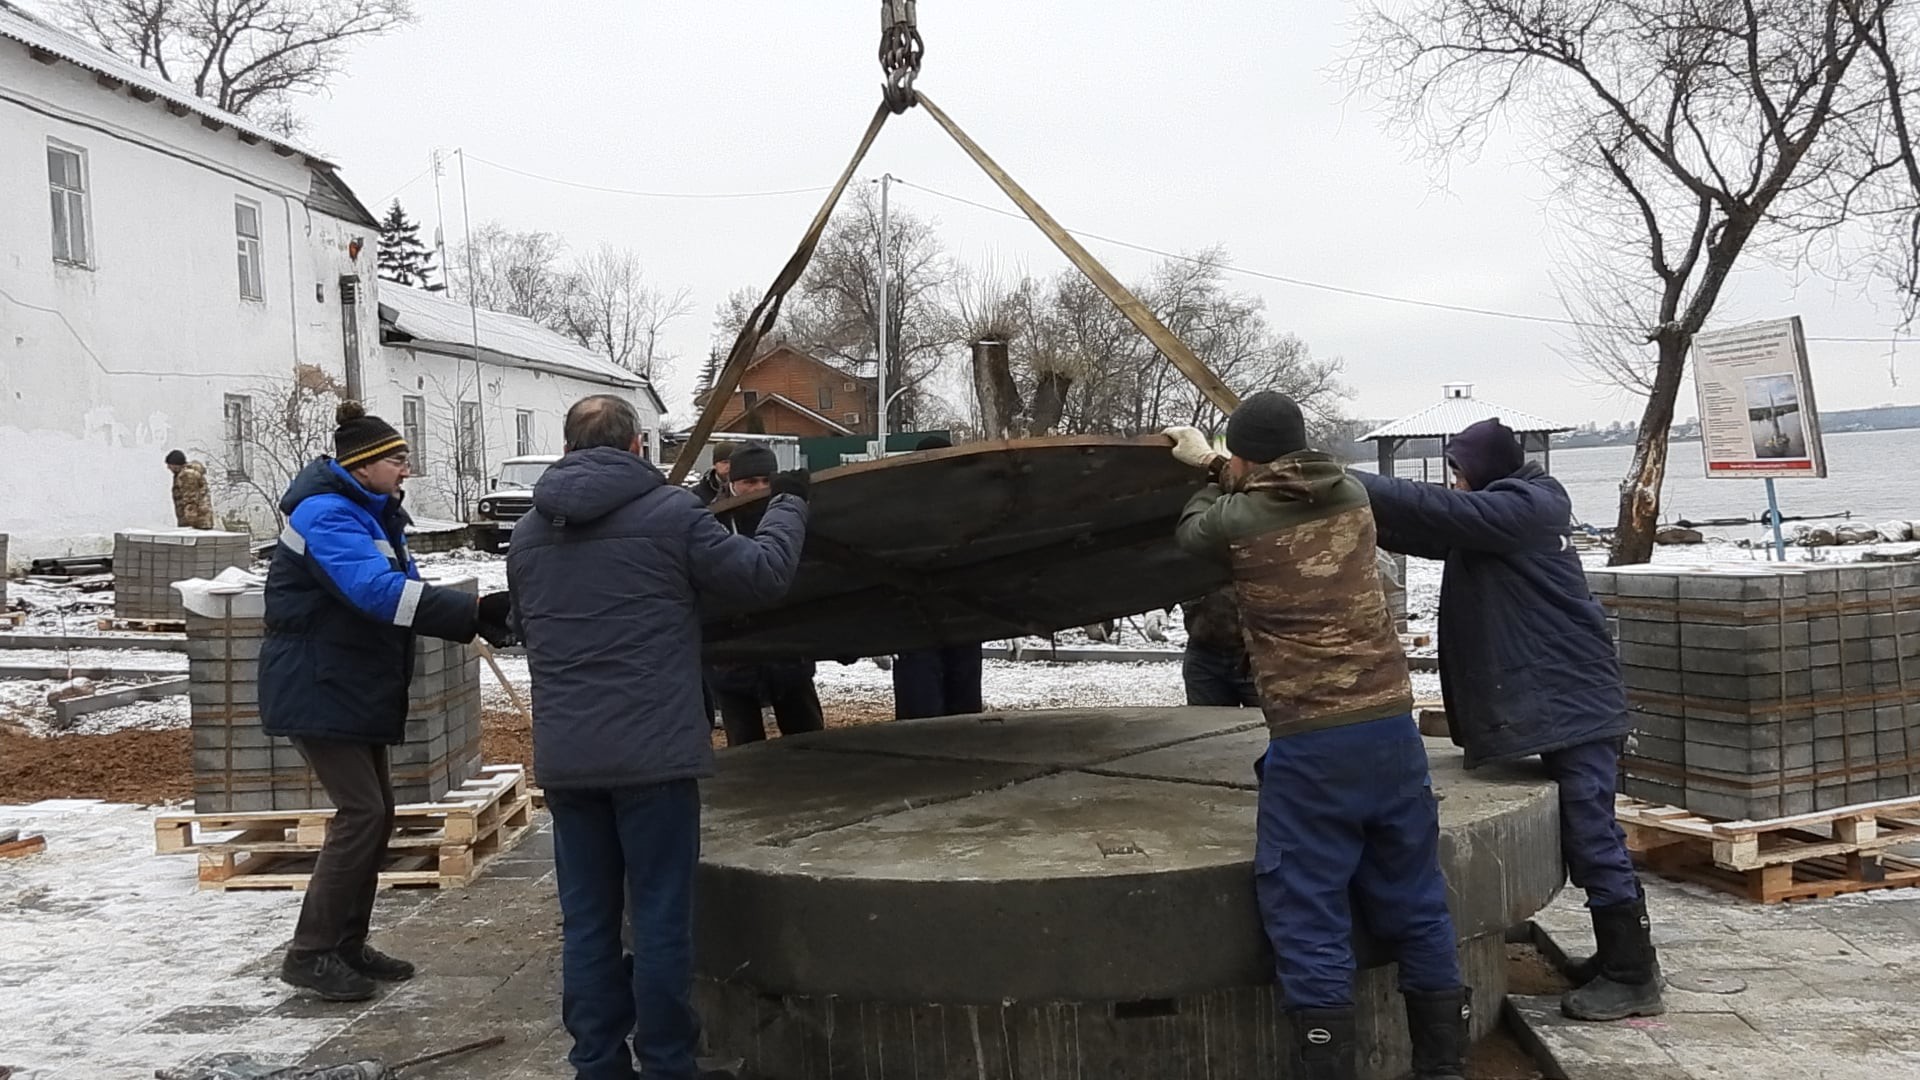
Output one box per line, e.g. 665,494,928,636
1356,418,1663,1023
261,402,513,1002
890,435,986,719
507,397,807,1080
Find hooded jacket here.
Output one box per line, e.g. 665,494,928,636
260,459,478,744
172,461,214,529
506,447,806,789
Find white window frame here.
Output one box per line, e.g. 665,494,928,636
515,410,534,457
47,140,92,268
223,394,253,480
402,396,427,473
235,198,265,301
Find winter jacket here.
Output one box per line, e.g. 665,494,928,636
506,446,806,790
693,468,727,507
1181,586,1248,658
1175,451,1413,739
260,459,479,745
702,492,816,701
1356,464,1630,767
172,461,214,529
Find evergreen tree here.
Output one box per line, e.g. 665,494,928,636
695,349,723,400
377,200,437,289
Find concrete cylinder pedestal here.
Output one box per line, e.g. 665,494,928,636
694,707,1562,1080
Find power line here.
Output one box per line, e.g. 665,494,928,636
374,164,434,209
463,154,832,200
892,177,1920,347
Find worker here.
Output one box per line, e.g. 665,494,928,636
1355,418,1661,1023
260,402,514,1003
693,441,737,506
706,444,823,745
1178,586,1259,707
166,448,214,529
1168,391,1468,1080
506,397,806,1079
891,435,986,719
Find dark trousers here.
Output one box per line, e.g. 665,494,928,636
716,681,824,746
1541,739,1640,908
1183,645,1261,707
892,645,985,719
547,781,702,1080
290,738,396,953
1254,714,1461,1010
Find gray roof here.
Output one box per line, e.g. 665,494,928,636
307,170,378,229
379,286,665,408
1361,396,1569,441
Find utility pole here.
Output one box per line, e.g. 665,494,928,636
456,148,488,511
429,148,467,514
875,173,892,456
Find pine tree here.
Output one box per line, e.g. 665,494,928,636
695,350,723,400
377,200,437,289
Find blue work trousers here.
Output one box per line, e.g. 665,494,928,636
893,644,985,719
1254,714,1462,1011
547,780,702,1080
1183,646,1261,708
1540,738,1640,908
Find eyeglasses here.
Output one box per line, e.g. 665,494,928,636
382,452,412,467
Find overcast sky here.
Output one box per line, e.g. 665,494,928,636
48,0,1920,424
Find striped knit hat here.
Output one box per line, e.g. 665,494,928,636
334,401,407,468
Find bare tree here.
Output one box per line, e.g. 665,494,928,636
204,364,342,529
54,0,414,136
558,245,694,382
444,222,568,326
1351,0,1920,564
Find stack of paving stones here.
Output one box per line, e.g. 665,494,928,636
1588,562,1920,820
185,574,483,813
1384,552,1409,633
115,530,251,621
0,533,9,609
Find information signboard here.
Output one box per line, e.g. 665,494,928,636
1691,316,1826,480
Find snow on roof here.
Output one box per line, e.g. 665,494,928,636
0,1,329,165
379,286,653,395
1361,394,1569,441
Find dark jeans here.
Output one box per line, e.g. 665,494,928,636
547,781,702,1080
716,680,824,746
290,738,396,954
892,645,985,719
1541,739,1641,908
1254,715,1461,1010
1183,646,1260,707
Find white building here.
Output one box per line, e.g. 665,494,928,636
0,2,660,559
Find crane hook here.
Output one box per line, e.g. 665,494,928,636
879,0,923,113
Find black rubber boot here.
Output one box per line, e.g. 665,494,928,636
341,940,416,982
1290,1007,1357,1080
1404,987,1471,1080
1562,898,1666,1021
281,949,377,1002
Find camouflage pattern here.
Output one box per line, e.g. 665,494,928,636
172,460,214,529
1181,585,1247,657
1175,451,1413,739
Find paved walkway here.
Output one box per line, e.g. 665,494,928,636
1516,876,1920,1080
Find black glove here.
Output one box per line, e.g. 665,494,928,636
771,469,811,503
477,621,518,649
476,591,516,647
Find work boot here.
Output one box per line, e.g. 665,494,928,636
341,939,416,982
1403,987,1470,1080
281,948,377,1002
1290,1007,1357,1080
1562,898,1666,1021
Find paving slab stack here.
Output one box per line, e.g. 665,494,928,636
181,573,483,813
0,533,9,609
114,530,251,621
1384,552,1409,633
1588,562,1920,820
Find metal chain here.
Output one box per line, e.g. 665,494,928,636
879,0,923,113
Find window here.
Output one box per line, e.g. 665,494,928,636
515,410,534,456
223,394,252,480
817,386,835,412
235,199,264,300
458,401,482,478
47,142,90,267
402,396,426,472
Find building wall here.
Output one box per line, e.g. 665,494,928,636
0,41,373,559
711,348,875,435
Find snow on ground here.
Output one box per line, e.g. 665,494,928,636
815,657,1189,711
412,549,509,592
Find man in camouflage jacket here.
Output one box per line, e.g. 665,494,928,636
1168,392,1467,1080
167,449,214,529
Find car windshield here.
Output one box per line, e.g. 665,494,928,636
496,462,550,489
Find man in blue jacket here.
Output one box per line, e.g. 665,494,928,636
507,396,808,1080
261,402,514,1003
1355,418,1663,1023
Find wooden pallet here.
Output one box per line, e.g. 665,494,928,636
1618,794,1920,903
97,616,186,633
154,764,533,891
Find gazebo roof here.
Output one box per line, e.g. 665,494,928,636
1361,383,1570,442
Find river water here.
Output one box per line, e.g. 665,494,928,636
1376,427,1920,533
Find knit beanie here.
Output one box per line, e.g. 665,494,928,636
164,449,187,467
1224,391,1308,463
334,401,407,469
729,444,777,481
712,441,737,464
1445,418,1525,491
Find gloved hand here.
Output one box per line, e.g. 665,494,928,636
771,469,811,503
476,591,516,648
1164,426,1223,470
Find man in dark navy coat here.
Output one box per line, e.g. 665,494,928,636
1356,418,1663,1023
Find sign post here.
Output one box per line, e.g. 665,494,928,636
1691,316,1826,562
